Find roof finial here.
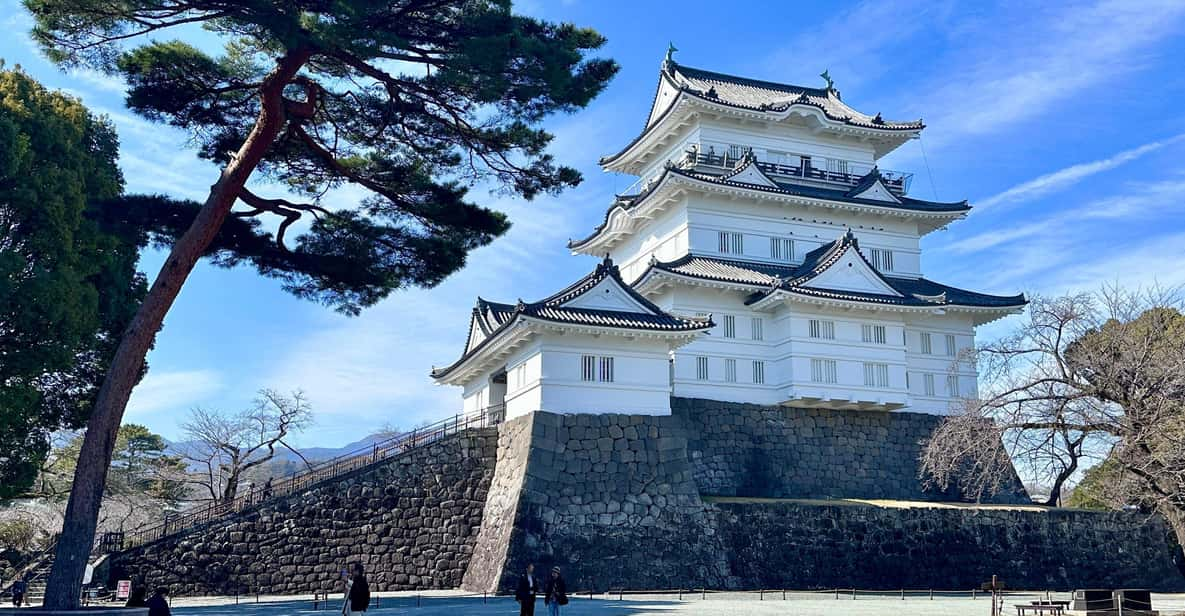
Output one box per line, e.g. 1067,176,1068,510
820,69,835,92
665,42,678,66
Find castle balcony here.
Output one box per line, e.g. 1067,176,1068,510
679,144,913,195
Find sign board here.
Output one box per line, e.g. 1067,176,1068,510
116,580,131,600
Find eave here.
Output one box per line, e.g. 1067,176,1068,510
570,169,966,255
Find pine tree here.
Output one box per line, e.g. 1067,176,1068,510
22,0,616,606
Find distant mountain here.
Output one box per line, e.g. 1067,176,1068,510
164,431,393,473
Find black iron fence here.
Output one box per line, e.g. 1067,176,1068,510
119,405,504,550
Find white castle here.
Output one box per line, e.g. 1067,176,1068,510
432,53,1025,420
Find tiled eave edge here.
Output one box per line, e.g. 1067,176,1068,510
602,92,922,175
635,268,1024,327
433,316,706,386
571,171,966,255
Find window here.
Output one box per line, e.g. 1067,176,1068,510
863,362,890,388
581,355,613,382
751,317,764,341
826,157,850,175
752,360,765,384
599,357,614,383
580,355,597,379
723,315,736,338
868,248,894,272
809,319,835,340
696,356,709,381
945,334,957,357
724,358,737,383
515,364,527,388
861,324,887,344
718,231,744,255
947,375,960,398
727,143,746,159
810,358,837,383
770,237,794,261
924,373,936,397
921,332,933,355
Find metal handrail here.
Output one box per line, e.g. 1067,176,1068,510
681,148,913,193
120,405,505,549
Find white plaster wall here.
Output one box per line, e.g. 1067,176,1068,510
607,205,690,282
685,196,922,277
646,284,980,416
503,341,544,420
538,335,673,415
697,122,878,166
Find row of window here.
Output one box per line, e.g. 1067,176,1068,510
808,358,961,396
715,231,896,272
572,354,959,396
808,319,960,356
696,356,766,384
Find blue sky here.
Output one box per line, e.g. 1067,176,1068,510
4,0,1185,447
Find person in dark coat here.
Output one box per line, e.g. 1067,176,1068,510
11,578,25,607
515,563,539,616
146,586,171,616
125,585,147,607
345,562,370,614
543,566,567,616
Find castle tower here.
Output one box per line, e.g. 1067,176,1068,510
433,55,1025,419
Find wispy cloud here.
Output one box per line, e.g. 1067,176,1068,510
126,369,225,421
973,134,1185,211
912,0,1185,148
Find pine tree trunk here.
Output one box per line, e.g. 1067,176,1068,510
42,50,311,610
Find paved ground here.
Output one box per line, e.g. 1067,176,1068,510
153,590,1185,616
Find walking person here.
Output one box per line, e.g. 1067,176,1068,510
543,566,567,616
262,477,273,500
11,577,25,607
342,562,370,615
515,563,539,616
146,586,171,616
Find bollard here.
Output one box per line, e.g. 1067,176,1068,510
483,592,487,604
619,589,623,601
416,594,421,607
852,589,856,600
760,589,763,601
973,588,977,600
835,588,839,600
901,589,905,600
678,589,682,601
783,589,786,600
702,588,706,600
930,589,933,600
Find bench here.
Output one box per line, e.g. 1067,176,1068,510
1015,605,1065,616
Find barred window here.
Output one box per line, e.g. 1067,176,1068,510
723,315,736,338
921,332,933,354
868,248,894,272
945,334,957,357
924,373,936,396
581,355,613,382
863,362,889,388
751,317,764,341
947,375,960,397
770,237,794,261
696,356,709,381
810,358,837,383
599,356,615,383
809,319,835,340
724,358,737,383
861,324,887,344
718,231,744,255
752,360,766,384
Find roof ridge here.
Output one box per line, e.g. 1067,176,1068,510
673,63,829,97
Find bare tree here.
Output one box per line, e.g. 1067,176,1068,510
179,390,313,503
920,286,1185,544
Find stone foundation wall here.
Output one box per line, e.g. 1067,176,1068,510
109,402,1184,596
109,429,498,596
672,397,1029,503
462,412,733,592
466,409,1182,593
713,500,1184,591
